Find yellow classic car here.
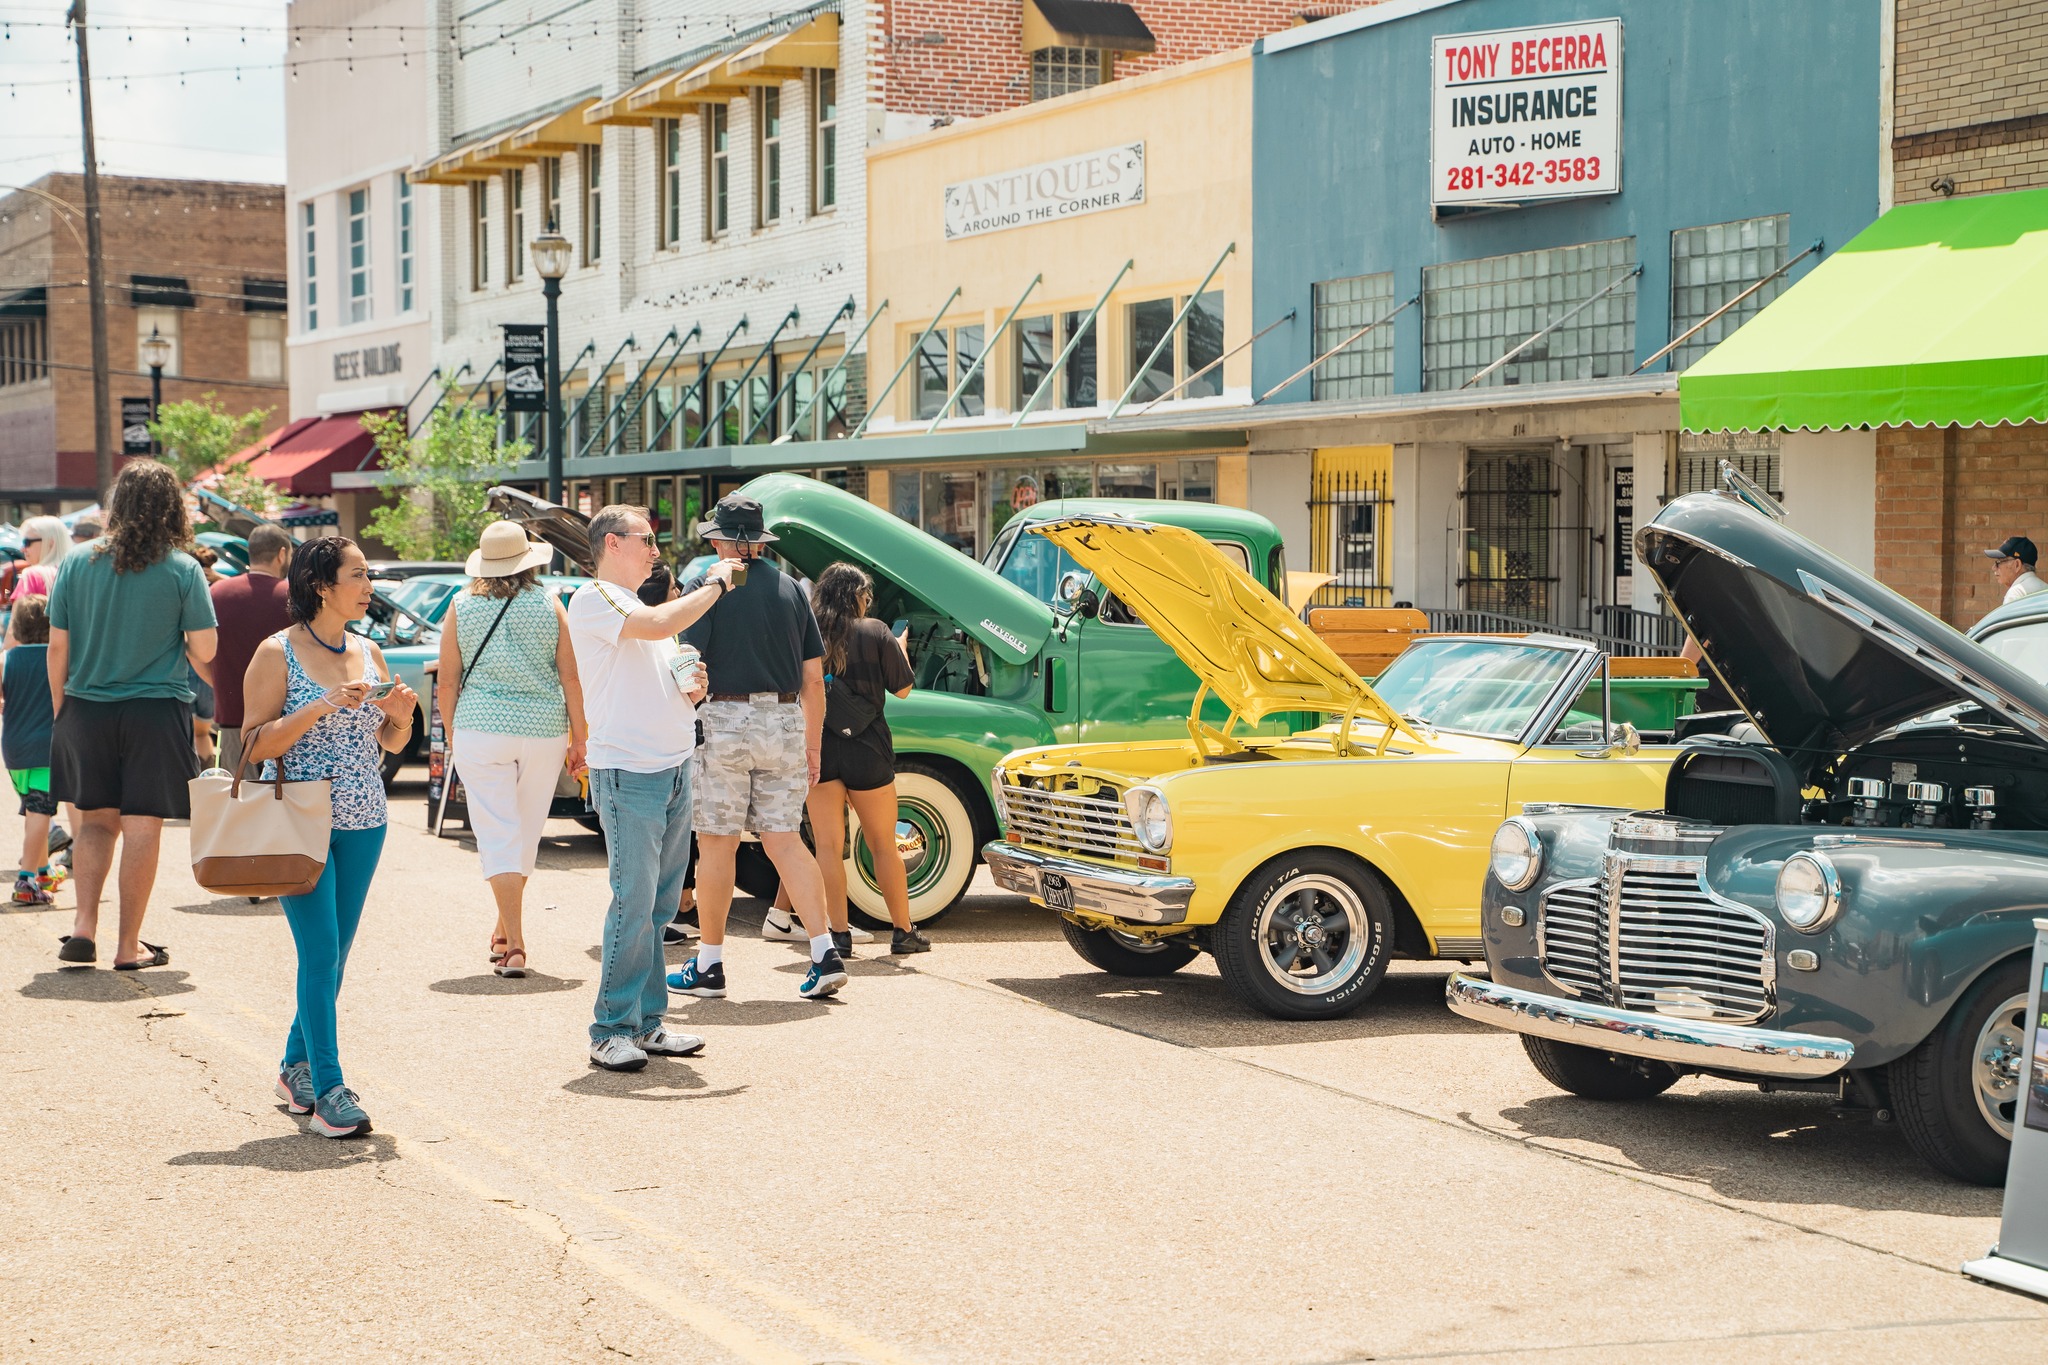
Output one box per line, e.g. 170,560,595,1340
982,516,1691,1020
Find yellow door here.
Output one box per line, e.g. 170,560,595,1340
1504,744,1675,816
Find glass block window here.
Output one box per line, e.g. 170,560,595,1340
1422,237,1636,391
347,186,371,322
1311,271,1395,400
396,173,414,313
1031,47,1107,101
1675,431,1782,499
1669,214,1790,371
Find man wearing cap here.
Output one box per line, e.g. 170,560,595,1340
1987,536,2048,605
668,494,848,1002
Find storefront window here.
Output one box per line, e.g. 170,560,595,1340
915,329,950,419
1169,459,1217,502
1063,310,1097,406
1016,316,1055,411
1096,463,1158,499
1184,291,1225,399
1312,272,1395,400
955,325,985,417
1423,237,1637,391
922,470,980,554
1670,214,1790,371
648,477,677,544
891,470,921,526
1127,299,1175,403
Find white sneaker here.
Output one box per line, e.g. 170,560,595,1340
588,1035,649,1071
842,923,875,943
761,910,806,942
633,1024,706,1057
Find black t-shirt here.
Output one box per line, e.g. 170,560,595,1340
682,557,823,694
827,616,914,751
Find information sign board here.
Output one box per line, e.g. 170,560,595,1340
1431,18,1622,211
501,324,547,414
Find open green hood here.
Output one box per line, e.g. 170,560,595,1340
741,473,1053,666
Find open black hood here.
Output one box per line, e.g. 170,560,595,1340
1639,493,2048,771
488,485,594,574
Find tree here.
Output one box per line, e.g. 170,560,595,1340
147,394,273,486
360,395,530,561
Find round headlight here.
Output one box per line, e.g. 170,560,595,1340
1126,786,1172,853
1776,852,1841,933
1489,819,1542,891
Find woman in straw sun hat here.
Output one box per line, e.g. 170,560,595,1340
435,520,588,977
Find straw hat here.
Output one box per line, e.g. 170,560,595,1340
466,520,553,577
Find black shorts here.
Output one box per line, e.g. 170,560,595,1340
818,732,895,793
51,696,199,818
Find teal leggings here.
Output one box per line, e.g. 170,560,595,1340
280,825,387,1095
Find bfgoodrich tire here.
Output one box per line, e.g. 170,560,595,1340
1522,1035,1681,1101
1889,955,2028,1186
844,762,980,929
1059,919,1199,976
1212,852,1392,1020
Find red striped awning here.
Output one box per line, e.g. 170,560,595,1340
223,412,383,496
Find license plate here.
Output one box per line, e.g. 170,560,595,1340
1040,871,1075,911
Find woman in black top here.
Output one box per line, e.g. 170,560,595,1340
809,563,930,955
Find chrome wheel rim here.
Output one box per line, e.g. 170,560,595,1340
1253,874,1366,995
1975,991,2029,1140
853,803,943,899
1107,929,1172,955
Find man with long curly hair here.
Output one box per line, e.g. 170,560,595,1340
46,459,218,971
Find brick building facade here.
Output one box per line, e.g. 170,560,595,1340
1874,0,2048,624
0,174,288,509
872,0,1376,122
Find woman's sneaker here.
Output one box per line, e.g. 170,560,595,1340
891,927,933,955
760,909,806,942
12,873,51,906
830,929,856,960
799,950,848,1000
274,1062,315,1115
666,957,726,997
309,1085,372,1138
588,1035,649,1071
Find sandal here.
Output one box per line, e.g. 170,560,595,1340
494,946,528,979
114,941,170,971
57,934,95,964
490,933,508,964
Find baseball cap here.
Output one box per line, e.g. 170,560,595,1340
1985,536,2039,566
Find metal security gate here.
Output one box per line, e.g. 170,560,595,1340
1461,449,1565,622
1305,460,1395,608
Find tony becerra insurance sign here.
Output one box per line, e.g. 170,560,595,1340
943,143,1145,241
1431,18,1621,210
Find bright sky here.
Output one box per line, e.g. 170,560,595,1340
0,0,288,187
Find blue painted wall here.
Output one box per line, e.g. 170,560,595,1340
1251,0,1881,401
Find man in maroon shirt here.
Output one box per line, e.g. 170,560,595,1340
207,523,294,775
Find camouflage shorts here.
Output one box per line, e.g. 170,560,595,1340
693,699,808,835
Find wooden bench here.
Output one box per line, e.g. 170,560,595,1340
1304,606,1696,680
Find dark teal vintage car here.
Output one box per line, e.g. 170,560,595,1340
1448,483,2048,1185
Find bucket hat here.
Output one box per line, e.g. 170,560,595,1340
697,493,780,544
466,519,554,577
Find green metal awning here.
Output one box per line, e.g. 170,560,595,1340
1681,187,2048,433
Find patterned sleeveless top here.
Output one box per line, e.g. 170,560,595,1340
261,631,388,831
450,587,568,738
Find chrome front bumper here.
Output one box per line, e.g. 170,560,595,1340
1446,973,1855,1080
982,841,1194,925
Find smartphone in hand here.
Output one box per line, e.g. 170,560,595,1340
364,680,402,702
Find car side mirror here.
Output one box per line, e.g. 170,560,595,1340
1574,655,1642,758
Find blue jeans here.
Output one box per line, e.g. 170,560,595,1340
280,824,387,1095
588,765,693,1043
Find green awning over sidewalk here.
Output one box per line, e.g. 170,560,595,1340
1681,187,2048,433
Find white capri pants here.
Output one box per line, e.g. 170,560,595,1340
453,730,570,879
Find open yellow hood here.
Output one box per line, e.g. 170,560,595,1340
1033,516,1411,735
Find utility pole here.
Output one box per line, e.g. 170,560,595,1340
68,0,114,497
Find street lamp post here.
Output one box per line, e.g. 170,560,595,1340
530,225,572,506
139,325,173,456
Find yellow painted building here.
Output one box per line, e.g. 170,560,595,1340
854,47,1256,557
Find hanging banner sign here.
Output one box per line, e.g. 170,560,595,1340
1611,464,1634,605
121,397,154,454
501,324,547,413
943,142,1145,241
1431,18,1622,211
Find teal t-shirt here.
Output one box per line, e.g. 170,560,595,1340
48,540,217,703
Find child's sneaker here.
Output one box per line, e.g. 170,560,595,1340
12,873,51,906
36,865,66,893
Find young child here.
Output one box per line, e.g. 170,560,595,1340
4,595,63,904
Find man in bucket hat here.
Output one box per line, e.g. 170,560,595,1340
668,494,847,1001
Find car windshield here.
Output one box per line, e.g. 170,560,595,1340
1977,618,2048,679
1368,639,1581,739
991,527,1251,606
388,578,461,624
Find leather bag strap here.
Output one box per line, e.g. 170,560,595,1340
459,595,517,689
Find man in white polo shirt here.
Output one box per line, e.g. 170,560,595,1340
568,503,737,1072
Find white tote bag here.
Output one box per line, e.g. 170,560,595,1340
188,723,333,898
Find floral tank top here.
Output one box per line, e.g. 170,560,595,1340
261,631,388,831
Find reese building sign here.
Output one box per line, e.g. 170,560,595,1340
1431,18,1622,212
942,143,1145,241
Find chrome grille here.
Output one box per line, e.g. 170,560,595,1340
1537,857,1773,1023
1002,784,1141,863
1536,880,1604,998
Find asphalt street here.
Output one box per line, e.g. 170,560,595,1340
5,775,2047,1363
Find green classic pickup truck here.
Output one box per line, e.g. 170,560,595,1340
743,473,1302,925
